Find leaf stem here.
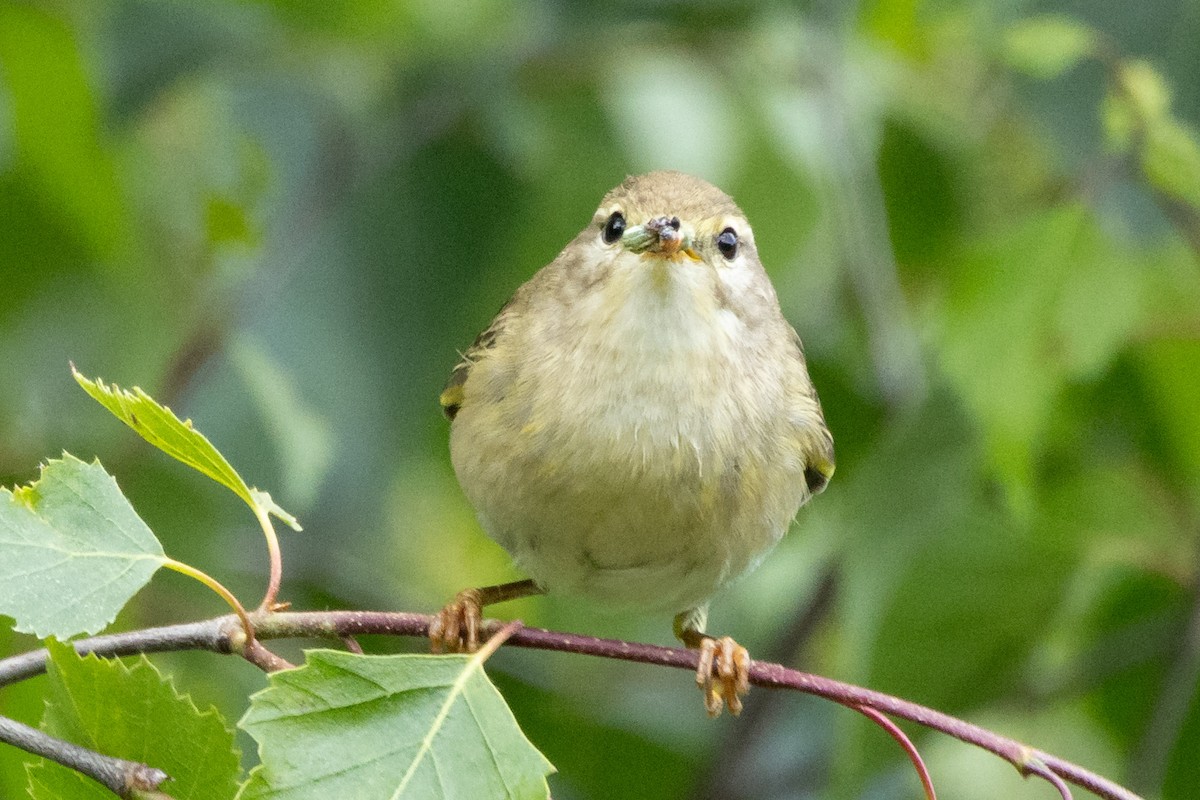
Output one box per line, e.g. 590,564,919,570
253,504,283,612
160,558,252,641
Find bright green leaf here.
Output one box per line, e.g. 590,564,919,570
1143,119,1200,209
1003,16,1097,79
238,650,554,800
72,367,301,531
1100,59,1200,209
26,765,111,800
1104,61,1171,150
0,455,165,638
27,640,241,800
1116,61,1171,125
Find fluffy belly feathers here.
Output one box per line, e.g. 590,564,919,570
449,277,809,613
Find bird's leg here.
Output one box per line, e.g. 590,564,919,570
429,579,543,653
674,607,751,717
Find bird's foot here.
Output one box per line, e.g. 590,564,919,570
429,588,484,654
695,635,750,716
429,579,544,654
675,628,749,717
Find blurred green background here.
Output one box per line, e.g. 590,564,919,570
2,0,1199,798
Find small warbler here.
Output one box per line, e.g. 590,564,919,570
431,171,834,715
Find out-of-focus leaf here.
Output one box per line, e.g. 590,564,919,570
0,455,165,639
1055,240,1144,379
1085,570,1183,746
1003,16,1097,79
27,640,241,800
1104,62,1171,142
938,205,1140,507
1142,120,1200,209
848,400,1076,713
868,511,1073,711
0,3,129,258
206,194,258,247
232,340,334,508
238,650,553,799
1102,60,1200,209
1164,682,1200,800
72,368,300,530
878,119,961,266
1137,339,1200,500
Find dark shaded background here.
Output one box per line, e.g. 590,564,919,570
2,0,1199,797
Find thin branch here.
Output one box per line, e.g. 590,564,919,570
242,639,293,672
0,611,1145,800
852,705,936,800
0,714,167,798
1023,754,1076,800
0,618,233,687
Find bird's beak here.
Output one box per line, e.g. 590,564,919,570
622,215,699,260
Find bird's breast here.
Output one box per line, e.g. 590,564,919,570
449,263,804,612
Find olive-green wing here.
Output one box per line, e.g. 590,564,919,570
789,327,835,495
439,298,516,421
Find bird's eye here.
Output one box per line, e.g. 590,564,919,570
716,227,739,260
602,211,626,244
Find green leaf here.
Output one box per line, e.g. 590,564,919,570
1116,61,1171,125
868,511,1073,712
27,766,113,800
1101,59,1200,209
937,206,1140,507
1142,119,1200,209
72,367,301,531
0,454,165,638
1003,16,1097,79
27,639,241,800
238,650,554,800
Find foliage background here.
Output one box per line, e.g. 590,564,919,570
1,0,1198,798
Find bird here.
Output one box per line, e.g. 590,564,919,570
430,170,834,715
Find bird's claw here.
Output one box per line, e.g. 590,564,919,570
429,588,484,653
695,635,750,717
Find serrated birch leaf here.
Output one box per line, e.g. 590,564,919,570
238,650,553,800
0,455,165,638
72,367,300,531
27,639,241,800
26,764,111,800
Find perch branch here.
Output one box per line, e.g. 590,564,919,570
0,611,1144,800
